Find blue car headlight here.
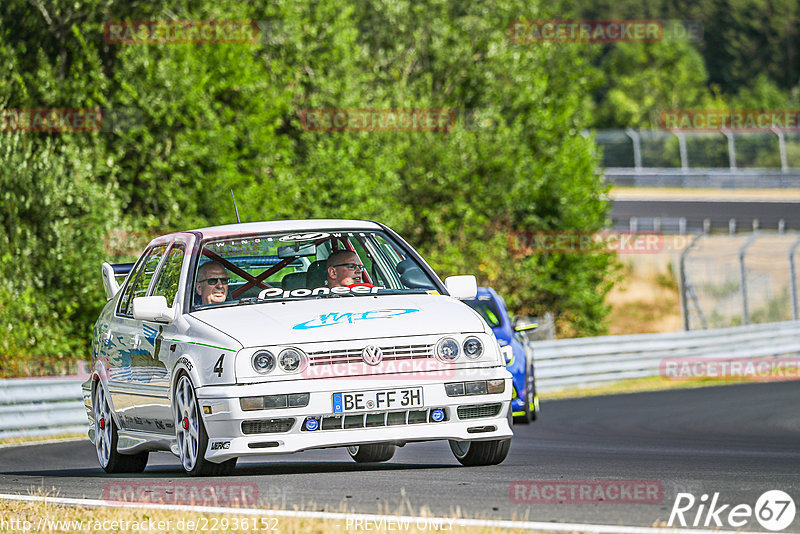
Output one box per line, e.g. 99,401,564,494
500,344,514,365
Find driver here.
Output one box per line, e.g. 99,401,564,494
196,261,229,304
326,250,367,288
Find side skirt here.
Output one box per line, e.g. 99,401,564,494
116,429,175,455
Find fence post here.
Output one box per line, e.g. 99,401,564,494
680,233,703,331
722,129,736,170
625,128,642,170
772,127,788,172
674,131,689,171
739,233,759,325
790,236,800,321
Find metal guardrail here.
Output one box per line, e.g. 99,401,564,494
2,321,800,438
532,320,800,392
604,168,800,188
0,377,87,439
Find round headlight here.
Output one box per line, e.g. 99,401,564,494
279,348,305,372
252,351,276,374
436,337,460,361
463,337,483,359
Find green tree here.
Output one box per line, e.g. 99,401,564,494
0,132,120,373
592,26,713,128
0,0,620,375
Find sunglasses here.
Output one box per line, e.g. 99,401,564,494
332,263,365,272
198,277,229,286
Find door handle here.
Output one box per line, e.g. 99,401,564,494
133,334,141,349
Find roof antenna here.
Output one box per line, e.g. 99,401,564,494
230,189,241,223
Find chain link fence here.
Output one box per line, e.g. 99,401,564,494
680,232,800,330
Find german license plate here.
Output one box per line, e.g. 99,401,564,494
332,387,423,413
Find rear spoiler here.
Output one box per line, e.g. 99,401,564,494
101,262,135,300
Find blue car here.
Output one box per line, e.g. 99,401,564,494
465,287,539,424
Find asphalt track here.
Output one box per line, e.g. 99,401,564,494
1,382,799,532
610,200,800,231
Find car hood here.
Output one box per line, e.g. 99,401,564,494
189,294,485,347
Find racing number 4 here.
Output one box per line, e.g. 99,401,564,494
214,355,224,377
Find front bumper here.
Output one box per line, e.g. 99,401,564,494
196,367,513,463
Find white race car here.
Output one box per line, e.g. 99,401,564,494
84,220,513,475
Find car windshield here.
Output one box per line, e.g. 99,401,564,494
191,229,439,310
464,297,503,328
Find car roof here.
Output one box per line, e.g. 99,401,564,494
168,219,383,239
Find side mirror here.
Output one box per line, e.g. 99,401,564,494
132,296,176,323
444,275,478,300
101,262,120,300
513,316,539,332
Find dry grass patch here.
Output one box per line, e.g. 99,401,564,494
605,257,682,335
0,433,84,447
609,186,800,201
0,492,575,534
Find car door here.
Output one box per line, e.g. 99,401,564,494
130,240,188,433
104,255,148,423
112,243,168,432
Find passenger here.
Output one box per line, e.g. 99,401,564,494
326,250,367,288
196,261,229,304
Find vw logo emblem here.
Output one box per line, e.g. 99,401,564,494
361,345,383,366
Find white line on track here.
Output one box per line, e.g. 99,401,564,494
0,493,774,534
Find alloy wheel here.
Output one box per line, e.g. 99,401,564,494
175,375,200,472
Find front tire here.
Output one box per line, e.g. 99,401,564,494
347,443,396,463
93,381,148,473
174,374,236,476
449,439,510,466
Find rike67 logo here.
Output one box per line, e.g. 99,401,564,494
669,490,796,531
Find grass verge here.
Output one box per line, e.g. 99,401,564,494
0,492,577,534
0,433,85,447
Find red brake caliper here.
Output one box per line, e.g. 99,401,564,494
99,418,105,430
183,417,189,430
